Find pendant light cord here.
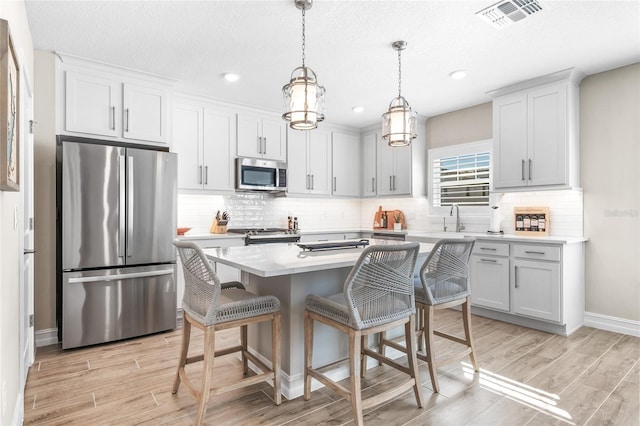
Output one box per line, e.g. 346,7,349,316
397,48,402,97
301,9,306,67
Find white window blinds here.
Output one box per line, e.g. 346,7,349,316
432,151,490,207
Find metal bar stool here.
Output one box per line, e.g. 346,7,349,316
173,240,281,426
304,242,423,426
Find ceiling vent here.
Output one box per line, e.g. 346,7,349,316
477,0,543,29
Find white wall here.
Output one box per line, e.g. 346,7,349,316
0,1,33,424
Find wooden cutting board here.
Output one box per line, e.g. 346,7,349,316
373,206,406,230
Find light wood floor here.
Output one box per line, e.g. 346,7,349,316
24,310,639,425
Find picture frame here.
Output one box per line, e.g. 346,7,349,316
0,19,20,191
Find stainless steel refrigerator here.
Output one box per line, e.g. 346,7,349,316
56,136,177,349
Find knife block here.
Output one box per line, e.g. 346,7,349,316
210,219,228,234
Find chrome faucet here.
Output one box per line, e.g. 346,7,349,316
450,204,464,232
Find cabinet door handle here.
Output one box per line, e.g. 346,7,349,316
199,166,203,185
389,176,393,191
371,177,375,193
110,106,115,130
480,258,497,263
528,158,532,181
514,265,519,288
306,174,310,190
262,137,267,155
125,108,130,132
333,176,337,192
311,174,314,190
204,166,208,185
480,247,497,251
524,250,545,255
393,175,396,191
521,159,525,181
257,137,262,154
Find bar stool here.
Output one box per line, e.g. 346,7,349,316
172,240,281,426
304,243,423,426
414,238,477,393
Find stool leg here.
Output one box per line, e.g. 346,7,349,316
405,315,424,408
172,314,191,393
195,326,216,426
272,313,282,405
424,305,439,393
360,335,367,378
416,306,424,352
241,324,248,375
304,310,313,401
462,298,479,371
349,329,364,426
377,331,386,366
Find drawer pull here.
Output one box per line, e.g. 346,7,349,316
525,251,545,255
480,247,497,251
480,258,497,263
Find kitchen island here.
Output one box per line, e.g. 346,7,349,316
203,239,433,399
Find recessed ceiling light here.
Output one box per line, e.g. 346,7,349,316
221,72,240,82
449,70,467,80
352,106,364,113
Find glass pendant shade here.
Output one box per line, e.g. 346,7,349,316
382,95,417,147
282,66,326,130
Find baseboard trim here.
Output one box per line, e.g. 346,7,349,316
584,312,640,337
35,328,58,348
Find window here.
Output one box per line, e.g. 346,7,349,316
429,140,492,212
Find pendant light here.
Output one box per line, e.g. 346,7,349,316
382,41,417,147
282,0,326,130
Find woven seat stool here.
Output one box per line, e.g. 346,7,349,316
173,240,281,426
304,243,423,426
412,238,478,393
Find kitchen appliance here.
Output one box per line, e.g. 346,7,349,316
56,136,177,349
227,227,301,245
236,157,287,192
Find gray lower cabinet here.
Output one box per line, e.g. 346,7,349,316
470,243,510,312
469,239,584,336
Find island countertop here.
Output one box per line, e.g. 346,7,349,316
203,238,434,278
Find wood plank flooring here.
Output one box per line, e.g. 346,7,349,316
24,310,640,425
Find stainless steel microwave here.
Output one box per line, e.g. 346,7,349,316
236,157,287,192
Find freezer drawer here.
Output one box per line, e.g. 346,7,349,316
62,264,176,349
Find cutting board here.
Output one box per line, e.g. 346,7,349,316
373,206,406,230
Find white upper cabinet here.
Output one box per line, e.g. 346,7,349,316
287,129,331,195
491,69,583,191
65,71,120,138
377,132,416,196
361,120,426,198
122,83,168,143
173,98,235,192
361,131,377,197
237,112,286,161
60,55,172,145
332,131,361,197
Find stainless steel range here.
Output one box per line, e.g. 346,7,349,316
227,228,301,245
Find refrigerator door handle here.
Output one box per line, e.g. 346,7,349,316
118,155,126,258
127,155,134,257
67,268,174,284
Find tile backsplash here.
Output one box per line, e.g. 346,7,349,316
178,189,583,237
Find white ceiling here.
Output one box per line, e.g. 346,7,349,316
25,0,640,129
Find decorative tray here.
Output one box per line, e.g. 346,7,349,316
297,239,370,252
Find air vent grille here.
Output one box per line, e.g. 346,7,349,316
477,0,543,29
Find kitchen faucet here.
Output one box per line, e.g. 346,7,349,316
450,204,464,232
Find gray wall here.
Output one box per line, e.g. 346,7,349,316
581,63,639,321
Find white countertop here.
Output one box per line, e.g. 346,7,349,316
178,228,588,245
203,239,434,278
